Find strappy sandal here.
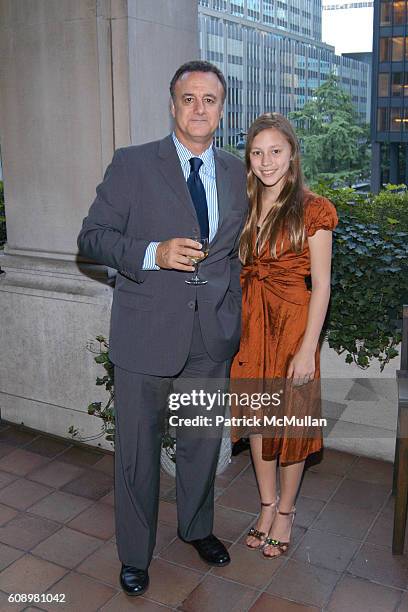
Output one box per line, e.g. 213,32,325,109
245,498,279,550
262,505,296,559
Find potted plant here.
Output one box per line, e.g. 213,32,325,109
70,336,232,477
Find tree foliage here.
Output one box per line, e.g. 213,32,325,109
290,75,370,183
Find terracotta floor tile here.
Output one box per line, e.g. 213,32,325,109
266,558,340,607
300,471,342,502
218,454,251,483
61,469,113,501
0,513,61,550
366,508,408,550
25,436,71,458
213,505,254,542
250,592,320,611
0,479,52,510
0,542,24,571
0,553,67,594
159,538,211,572
0,449,49,477
0,427,39,446
216,480,261,514
0,471,17,490
147,558,204,608
31,526,104,569
238,464,257,485
293,497,325,529
100,591,172,610
349,543,408,589
326,574,402,612
67,502,115,540
305,448,357,476
332,478,391,512
93,455,114,476
57,446,104,467
313,500,377,539
77,541,120,587
398,591,408,611
292,529,360,572
100,490,115,507
180,574,258,612
157,501,178,526
0,443,17,459
0,589,27,610
28,460,83,488
40,571,117,612
153,521,176,556
29,491,93,523
351,456,394,487
0,504,18,526
210,542,285,588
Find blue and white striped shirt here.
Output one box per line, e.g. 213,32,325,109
142,132,219,270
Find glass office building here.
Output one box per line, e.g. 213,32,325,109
371,0,408,189
198,0,370,146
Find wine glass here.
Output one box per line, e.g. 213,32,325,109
185,237,209,285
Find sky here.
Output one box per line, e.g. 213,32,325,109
322,0,374,55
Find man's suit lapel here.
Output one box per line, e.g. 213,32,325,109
157,136,234,243
212,148,232,245
157,135,197,223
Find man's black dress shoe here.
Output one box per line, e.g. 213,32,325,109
120,564,149,596
182,533,230,566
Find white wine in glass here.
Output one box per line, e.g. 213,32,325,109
185,237,209,285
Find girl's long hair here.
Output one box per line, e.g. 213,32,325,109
239,113,309,265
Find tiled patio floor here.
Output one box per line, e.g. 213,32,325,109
0,421,406,611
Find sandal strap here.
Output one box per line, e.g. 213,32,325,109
247,527,266,540
264,537,289,554
277,505,296,516
260,496,279,508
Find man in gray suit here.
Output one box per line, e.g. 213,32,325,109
78,60,247,596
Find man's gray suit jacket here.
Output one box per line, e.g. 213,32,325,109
77,135,248,376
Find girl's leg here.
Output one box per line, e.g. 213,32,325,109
263,459,305,557
246,435,279,548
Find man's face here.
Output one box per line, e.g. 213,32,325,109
171,71,224,150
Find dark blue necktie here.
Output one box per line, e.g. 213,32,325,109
187,157,209,239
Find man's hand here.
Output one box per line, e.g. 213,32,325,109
156,238,204,271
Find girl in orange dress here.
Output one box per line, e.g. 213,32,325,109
230,113,338,559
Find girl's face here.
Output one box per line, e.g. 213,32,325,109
249,127,292,191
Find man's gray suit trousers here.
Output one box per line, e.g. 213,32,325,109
114,312,229,569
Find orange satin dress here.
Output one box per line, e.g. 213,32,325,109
230,195,338,464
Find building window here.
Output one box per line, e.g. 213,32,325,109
380,1,392,24
391,71,406,96
380,37,391,61
392,37,404,61
390,107,408,131
393,0,406,23
377,107,388,131
378,72,390,96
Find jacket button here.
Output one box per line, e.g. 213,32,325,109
188,301,195,309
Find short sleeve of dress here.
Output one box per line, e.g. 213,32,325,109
305,196,338,237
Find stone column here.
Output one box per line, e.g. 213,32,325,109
389,143,400,185
370,141,381,194
0,0,198,447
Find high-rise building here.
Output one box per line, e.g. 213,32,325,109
371,0,408,190
198,0,370,146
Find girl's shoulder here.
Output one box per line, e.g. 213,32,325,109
303,191,338,237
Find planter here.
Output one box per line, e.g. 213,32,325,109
160,434,232,478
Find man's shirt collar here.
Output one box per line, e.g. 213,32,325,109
172,132,215,177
